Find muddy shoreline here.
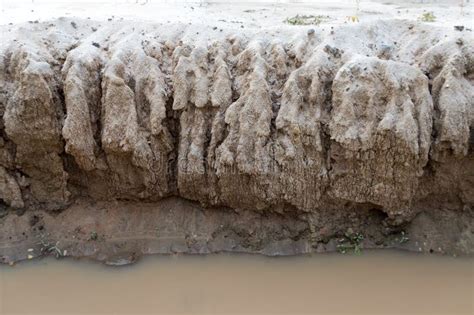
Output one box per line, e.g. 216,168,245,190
0,197,471,265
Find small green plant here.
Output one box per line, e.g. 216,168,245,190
38,237,64,259
337,231,364,255
346,15,360,23
397,231,410,244
346,0,361,23
89,231,98,241
284,15,330,26
419,12,436,22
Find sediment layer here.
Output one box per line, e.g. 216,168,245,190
0,19,473,262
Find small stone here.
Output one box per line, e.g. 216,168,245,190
92,42,100,48
307,29,315,36
70,21,77,29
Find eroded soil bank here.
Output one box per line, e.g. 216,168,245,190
0,17,473,263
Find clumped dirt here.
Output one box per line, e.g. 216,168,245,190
0,18,473,264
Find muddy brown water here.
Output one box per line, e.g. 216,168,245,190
0,250,472,314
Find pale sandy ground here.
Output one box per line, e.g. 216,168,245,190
1,0,473,29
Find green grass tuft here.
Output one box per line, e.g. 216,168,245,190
284,14,330,26
419,12,436,22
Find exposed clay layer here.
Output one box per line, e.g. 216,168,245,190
0,197,472,265
0,19,473,262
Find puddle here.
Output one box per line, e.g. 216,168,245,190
1,250,472,314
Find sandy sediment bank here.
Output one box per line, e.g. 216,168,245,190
0,18,473,263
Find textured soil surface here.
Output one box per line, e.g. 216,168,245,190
0,9,473,263
1,197,473,265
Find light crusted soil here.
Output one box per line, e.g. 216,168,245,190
0,18,473,263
